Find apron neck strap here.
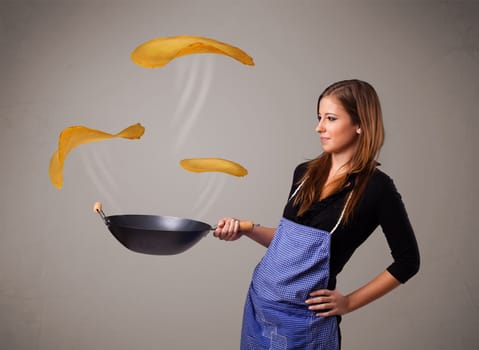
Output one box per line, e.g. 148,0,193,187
330,190,353,234
289,180,306,202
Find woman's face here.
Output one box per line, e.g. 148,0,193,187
316,95,360,158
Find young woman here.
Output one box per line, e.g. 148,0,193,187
214,79,420,350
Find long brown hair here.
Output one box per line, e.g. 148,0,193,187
293,79,385,223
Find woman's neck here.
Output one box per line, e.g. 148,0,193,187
330,153,353,177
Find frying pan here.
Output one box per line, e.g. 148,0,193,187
93,202,254,255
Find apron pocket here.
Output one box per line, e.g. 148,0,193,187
246,335,267,350
271,332,287,349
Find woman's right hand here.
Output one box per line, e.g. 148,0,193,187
214,217,243,241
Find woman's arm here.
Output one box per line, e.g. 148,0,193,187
244,225,276,247
214,217,276,247
306,173,419,316
305,270,400,316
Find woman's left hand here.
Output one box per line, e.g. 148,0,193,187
305,289,350,317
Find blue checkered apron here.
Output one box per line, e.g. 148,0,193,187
241,218,339,350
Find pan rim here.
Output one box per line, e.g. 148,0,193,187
105,214,212,231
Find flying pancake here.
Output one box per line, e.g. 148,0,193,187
180,158,248,177
131,35,255,68
49,123,145,189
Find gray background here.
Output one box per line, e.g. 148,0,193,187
1,0,478,349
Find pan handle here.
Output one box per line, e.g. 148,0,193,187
93,202,110,225
238,220,255,232
211,220,256,232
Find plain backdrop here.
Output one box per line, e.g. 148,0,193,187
1,0,478,349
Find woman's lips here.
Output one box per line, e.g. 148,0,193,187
320,137,330,143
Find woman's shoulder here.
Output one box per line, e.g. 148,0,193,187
293,160,310,179
371,167,393,182
355,168,403,212
367,167,399,194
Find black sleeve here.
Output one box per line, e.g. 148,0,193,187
378,175,420,283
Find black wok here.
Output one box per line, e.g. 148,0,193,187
93,202,253,255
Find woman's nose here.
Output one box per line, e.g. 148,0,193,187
316,120,324,133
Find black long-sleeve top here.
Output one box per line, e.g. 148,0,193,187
282,162,420,290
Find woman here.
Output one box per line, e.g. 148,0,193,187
214,79,420,349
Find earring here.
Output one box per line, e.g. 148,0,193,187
356,129,361,134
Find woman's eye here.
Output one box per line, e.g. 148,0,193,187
317,115,337,122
